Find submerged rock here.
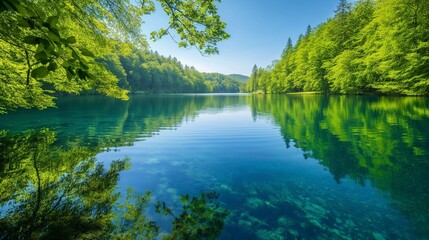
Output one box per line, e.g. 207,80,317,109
277,216,295,227
246,197,266,209
372,232,385,240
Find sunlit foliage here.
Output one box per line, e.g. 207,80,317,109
248,0,429,96
0,0,229,112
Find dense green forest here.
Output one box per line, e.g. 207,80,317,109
246,0,429,95
99,43,246,94
0,0,238,113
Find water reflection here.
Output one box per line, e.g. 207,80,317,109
249,95,429,237
0,94,428,238
0,94,248,143
0,129,227,239
0,129,145,239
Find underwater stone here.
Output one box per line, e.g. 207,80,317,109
288,229,299,237
246,197,266,209
309,218,324,229
238,220,252,229
277,216,294,227
372,232,385,240
345,219,356,228
256,229,284,240
220,184,232,192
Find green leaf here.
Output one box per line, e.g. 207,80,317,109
50,28,60,38
80,62,89,70
72,50,80,61
47,31,60,42
95,62,104,68
36,43,44,53
23,36,39,45
87,73,95,79
79,48,95,57
66,70,74,81
77,69,87,79
66,66,75,75
48,62,57,71
17,17,30,28
62,61,70,68
31,66,49,78
65,36,77,44
34,51,49,64
47,15,59,27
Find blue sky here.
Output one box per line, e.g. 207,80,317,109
141,0,342,76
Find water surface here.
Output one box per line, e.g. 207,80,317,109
1,94,428,239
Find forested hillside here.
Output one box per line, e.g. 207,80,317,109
247,0,429,95
0,0,231,113
100,43,243,94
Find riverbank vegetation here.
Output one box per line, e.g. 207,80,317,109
0,0,244,114
246,0,429,96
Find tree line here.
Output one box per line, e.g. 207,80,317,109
0,0,233,113
246,0,429,96
100,43,245,95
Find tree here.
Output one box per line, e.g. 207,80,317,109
362,0,429,94
242,0,428,96
0,0,229,113
246,64,258,92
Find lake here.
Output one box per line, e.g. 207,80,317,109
0,94,428,239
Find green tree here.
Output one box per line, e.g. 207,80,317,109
243,0,428,96
246,64,259,92
0,0,229,113
362,0,429,94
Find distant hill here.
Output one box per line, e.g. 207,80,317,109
227,74,249,82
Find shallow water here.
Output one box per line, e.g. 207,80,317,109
1,94,428,239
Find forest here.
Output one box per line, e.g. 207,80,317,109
246,0,429,96
0,0,245,114
98,43,246,94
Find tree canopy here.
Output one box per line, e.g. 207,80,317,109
246,0,429,96
0,0,230,113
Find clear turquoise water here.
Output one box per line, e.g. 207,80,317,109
1,94,428,239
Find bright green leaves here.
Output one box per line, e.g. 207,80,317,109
34,51,49,64
31,66,49,78
80,47,95,57
153,0,230,55
65,36,76,44
23,35,39,45
0,0,230,113
46,15,59,28
248,0,428,96
47,62,57,71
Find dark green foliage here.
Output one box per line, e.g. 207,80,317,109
100,44,243,94
248,0,429,96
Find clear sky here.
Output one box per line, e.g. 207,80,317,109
141,0,342,76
